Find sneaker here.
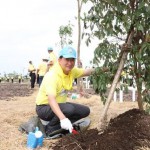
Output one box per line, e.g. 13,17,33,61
73,117,91,132
45,118,91,139
45,125,69,139
45,124,69,138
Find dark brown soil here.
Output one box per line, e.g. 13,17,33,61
0,83,33,100
52,109,150,150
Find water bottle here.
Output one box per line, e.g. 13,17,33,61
27,127,43,149
27,132,37,149
35,130,43,147
71,93,77,100
35,127,44,147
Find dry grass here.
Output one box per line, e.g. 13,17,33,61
136,147,150,150
0,85,144,150
135,140,150,150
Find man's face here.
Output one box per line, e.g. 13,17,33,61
58,57,75,74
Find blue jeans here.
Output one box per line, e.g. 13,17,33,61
38,76,44,87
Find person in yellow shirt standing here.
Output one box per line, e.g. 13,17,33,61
36,46,95,136
6,76,10,82
28,61,36,89
37,56,49,87
47,47,57,70
11,76,14,83
18,75,22,83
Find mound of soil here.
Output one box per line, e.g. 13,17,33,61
52,109,150,150
0,83,33,100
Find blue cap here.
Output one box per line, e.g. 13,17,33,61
48,47,53,51
59,46,77,58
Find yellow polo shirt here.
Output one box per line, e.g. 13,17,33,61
37,61,48,76
49,52,57,64
36,63,84,105
28,64,36,73
18,76,22,79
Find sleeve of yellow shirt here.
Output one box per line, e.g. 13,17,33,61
72,67,84,79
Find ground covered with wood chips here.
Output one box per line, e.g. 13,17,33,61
0,82,150,150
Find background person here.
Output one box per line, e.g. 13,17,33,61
11,76,14,83
28,61,36,89
18,75,22,83
37,56,49,87
47,47,57,70
6,76,10,82
36,46,95,136
36,73,39,84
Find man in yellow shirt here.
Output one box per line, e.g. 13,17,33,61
47,47,57,70
37,56,49,87
28,61,36,89
18,75,22,83
11,76,14,83
36,46,95,136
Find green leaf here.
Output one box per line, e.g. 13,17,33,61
137,24,144,32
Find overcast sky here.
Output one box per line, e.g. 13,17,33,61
0,0,97,75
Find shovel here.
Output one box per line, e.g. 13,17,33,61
72,129,78,135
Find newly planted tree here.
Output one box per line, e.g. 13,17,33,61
83,0,150,129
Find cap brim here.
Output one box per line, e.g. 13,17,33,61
43,58,49,60
62,54,76,59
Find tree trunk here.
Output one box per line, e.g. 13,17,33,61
77,0,82,93
98,31,134,130
77,0,81,64
137,86,143,110
135,63,143,110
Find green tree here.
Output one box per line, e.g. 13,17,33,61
76,0,85,92
76,0,88,65
58,21,74,48
83,0,150,129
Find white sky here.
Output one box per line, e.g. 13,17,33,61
0,0,98,75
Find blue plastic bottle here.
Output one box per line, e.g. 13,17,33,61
27,132,37,149
35,131,43,147
35,127,44,147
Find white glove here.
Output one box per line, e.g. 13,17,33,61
60,118,73,133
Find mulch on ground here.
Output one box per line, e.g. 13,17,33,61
1,82,149,149
0,83,33,100
52,109,150,150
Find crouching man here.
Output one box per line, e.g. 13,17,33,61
36,46,95,135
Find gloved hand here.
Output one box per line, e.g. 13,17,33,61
60,118,73,133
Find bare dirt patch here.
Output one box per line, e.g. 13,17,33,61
0,83,33,101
